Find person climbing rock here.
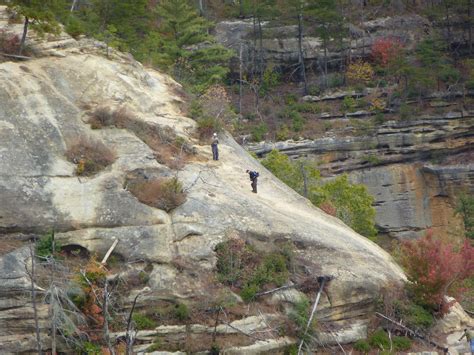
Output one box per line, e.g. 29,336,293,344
211,132,219,161
246,169,259,193
458,328,473,354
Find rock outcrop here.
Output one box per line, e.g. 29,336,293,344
0,12,405,353
248,112,474,239
215,15,430,72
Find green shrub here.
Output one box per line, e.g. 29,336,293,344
329,73,345,88
353,339,371,353
260,67,281,95
132,313,157,330
174,303,189,321
251,123,268,142
397,301,434,330
284,344,298,355
276,124,290,141
210,344,220,355
147,338,162,352
342,96,357,113
439,65,460,84
466,80,474,90
36,233,62,259
356,98,369,109
65,16,85,39
373,112,385,125
240,283,259,302
81,341,102,355
291,111,305,132
289,296,314,339
393,336,412,351
244,112,257,121
308,85,321,96
363,155,381,165
189,99,203,119
368,329,390,350
290,102,321,114
215,238,292,302
399,103,412,120
285,93,298,105
197,116,222,139
455,194,474,239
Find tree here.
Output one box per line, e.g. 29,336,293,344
284,0,309,93
455,194,474,239
261,149,320,199
77,0,149,53
400,230,474,311
261,150,377,239
316,175,377,240
371,37,403,68
306,0,345,88
415,36,458,91
9,0,65,55
145,0,234,92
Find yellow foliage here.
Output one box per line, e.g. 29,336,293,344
346,60,374,84
369,98,386,111
76,159,85,175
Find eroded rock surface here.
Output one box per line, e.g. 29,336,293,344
0,15,405,353
248,114,474,239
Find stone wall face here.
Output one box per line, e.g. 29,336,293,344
248,114,474,239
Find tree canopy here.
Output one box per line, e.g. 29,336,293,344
261,150,377,240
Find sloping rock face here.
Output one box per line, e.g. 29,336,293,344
215,15,430,72
0,19,404,353
248,114,474,239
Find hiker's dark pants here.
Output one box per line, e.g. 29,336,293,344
251,178,257,193
212,143,219,160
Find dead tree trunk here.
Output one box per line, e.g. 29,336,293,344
258,16,264,82
29,244,42,355
125,293,142,355
297,277,328,355
198,0,204,16
19,16,29,56
239,42,244,114
103,280,115,355
51,232,56,355
70,0,78,12
297,9,308,94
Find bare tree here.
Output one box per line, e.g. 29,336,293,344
125,292,143,355
26,244,42,354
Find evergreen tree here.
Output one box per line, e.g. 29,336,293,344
9,0,66,55
306,0,345,88
77,0,149,54
146,0,234,92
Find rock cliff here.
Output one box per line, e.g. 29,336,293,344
215,15,430,73
0,12,405,354
248,112,474,240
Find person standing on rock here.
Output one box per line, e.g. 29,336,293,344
246,170,259,193
211,132,219,161
458,328,473,354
